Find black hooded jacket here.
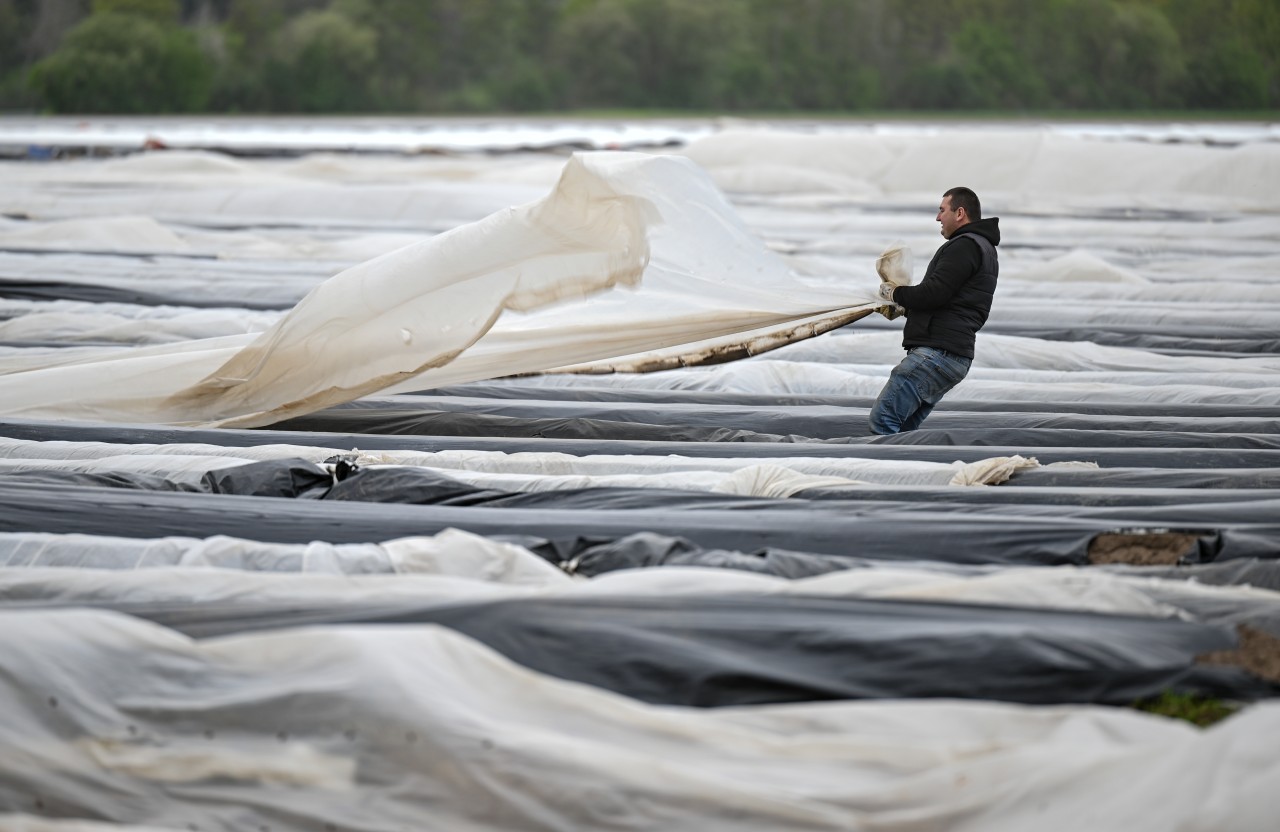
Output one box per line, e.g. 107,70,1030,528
891,217,1000,359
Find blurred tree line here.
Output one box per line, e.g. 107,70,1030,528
1,0,1275,114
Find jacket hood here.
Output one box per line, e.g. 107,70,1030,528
953,216,1000,246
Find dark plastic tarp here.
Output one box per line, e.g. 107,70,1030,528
13,458,1276,509
5,417,1280,468
415,382,1280,419
12,591,1270,707
271,395,1280,438
3,469,1277,565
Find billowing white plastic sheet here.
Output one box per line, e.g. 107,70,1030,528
0,153,875,426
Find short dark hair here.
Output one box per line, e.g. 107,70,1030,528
943,187,981,220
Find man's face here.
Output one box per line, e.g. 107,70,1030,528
936,196,966,239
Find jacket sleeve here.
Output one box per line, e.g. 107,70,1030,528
893,237,981,310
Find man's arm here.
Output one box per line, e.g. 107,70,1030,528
892,238,981,310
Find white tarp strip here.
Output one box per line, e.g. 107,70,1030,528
0,153,876,427
0,304,281,345
681,129,1280,209
516,358,1280,405
0,214,432,261
0,561,1186,619
6,529,1280,625
0,607,1276,831
772,332,1280,373
808,364,1279,390
0,438,1039,489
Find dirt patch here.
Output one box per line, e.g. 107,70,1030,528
1087,531,1201,566
1198,625,1280,685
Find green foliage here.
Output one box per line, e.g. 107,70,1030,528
621,0,732,109
0,1,23,62
1132,692,1239,727
91,0,178,23
0,0,83,84
1186,37,1269,109
554,0,644,108
721,0,880,110
1235,0,1280,65
29,11,213,113
951,22,1048,110
1232,0,1280,103
0,68,39,111
16,0,1280,114
488,56,558,111
432,0,563,111
1100,2,1186,108
263,9,378,112
1004,0,1188,110
330,0,439,109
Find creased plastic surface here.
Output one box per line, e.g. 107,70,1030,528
0,153,875,427
0,608,1277,831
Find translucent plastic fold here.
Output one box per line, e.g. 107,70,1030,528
0,153,875,427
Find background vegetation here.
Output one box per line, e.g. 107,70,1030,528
2,0,1276,114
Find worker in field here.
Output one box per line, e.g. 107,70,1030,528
870,187,1000,434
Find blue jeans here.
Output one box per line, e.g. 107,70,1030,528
869,346,971,435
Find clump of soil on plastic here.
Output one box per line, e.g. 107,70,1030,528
1087,532,1199,566
1198,625,1280,685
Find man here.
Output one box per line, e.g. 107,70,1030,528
869,186,999,434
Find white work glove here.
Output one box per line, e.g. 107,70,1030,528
875,281,903,320
874,241,910,321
